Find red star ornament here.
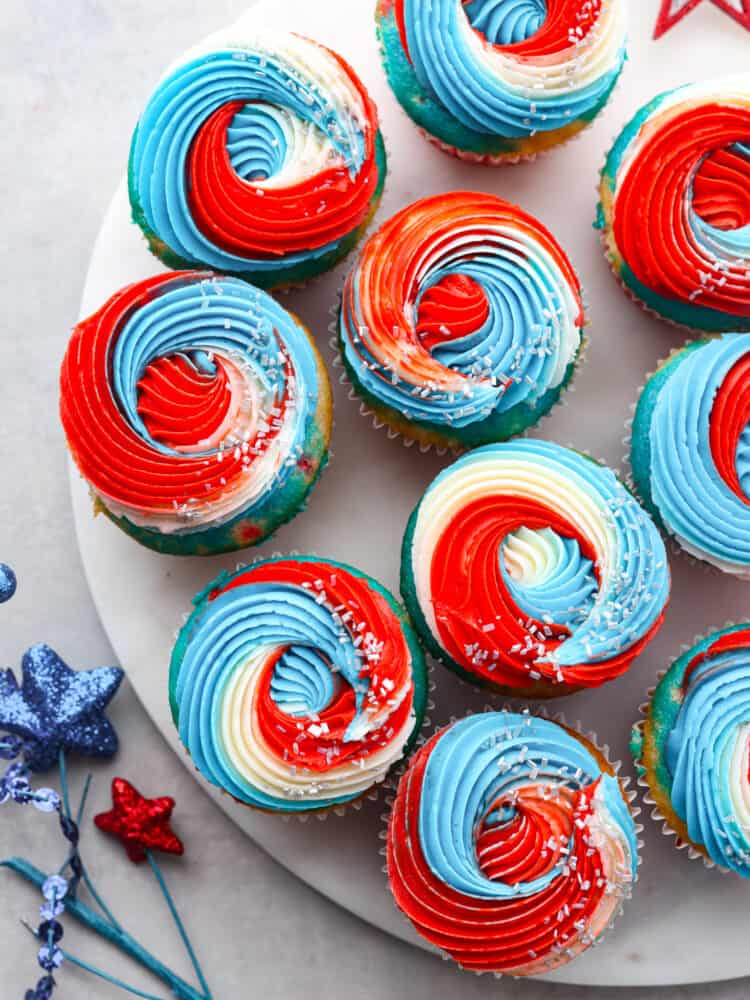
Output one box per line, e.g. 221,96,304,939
94,777,184,863
654,0,750,38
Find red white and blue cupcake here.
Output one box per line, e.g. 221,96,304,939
388,710,639,975
60,273,332,556
377,0,627,163
401,440,670,696
338,192,585,450
129,28,387,289
599,76,750,331
169,556,427,814
630,334,750,578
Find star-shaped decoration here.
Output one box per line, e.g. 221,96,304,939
0,643,124,771
654,0,750,38
94,777,184,863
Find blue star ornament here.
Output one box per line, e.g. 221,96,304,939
0,644,124,771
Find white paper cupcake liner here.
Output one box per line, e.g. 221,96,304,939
631,621,750,874
377,704,642,979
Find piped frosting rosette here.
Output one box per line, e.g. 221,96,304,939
376,0,626,162
60,273,332,556
169,556,427,813
630,334,750,578
387,711,638,975
599,76,750,331
129,28,387,289
338,193,585,450
632,625,750,877
401,440,670,696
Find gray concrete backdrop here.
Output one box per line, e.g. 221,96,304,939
0,2,747,997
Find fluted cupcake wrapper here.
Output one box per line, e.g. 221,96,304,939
630,621,750,875
377,704,642,978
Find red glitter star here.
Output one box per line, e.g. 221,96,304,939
94,777,184,863
654,0,750,38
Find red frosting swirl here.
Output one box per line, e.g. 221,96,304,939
209,558,416,773
393,0,602,61
611,103,750,317
387,725,618,975
186,47,381,258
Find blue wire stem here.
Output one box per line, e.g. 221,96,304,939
56,758,122,931
58,748,71,820
4,858,205,1000
146,851,212,1000
58,949,169,1000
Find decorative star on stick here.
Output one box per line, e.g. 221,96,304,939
654,0,750,37
0,643,124,771
95,777,184,863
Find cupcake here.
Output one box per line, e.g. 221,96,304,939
598,76,750,332
60,273,332,556
632,624,750,876
401,440,670,696
387,710,639,975
129,29,386,290
376,0,626,164
169,556,427,814
338,192,585,450
630,334,750,578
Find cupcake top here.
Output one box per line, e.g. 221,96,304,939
633,625,750,876
60,273,330,552
378,0,626,141
339,192,585,448
388,711,638,975
129,28,384,286
169,556,427,813
599,75,750,331
402,440,670,693
631,334,750,578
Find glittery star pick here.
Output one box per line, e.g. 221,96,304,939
94,778,184,863
0,643,124,772
654,0,750,38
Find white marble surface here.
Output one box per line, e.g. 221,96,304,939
2,2,750,998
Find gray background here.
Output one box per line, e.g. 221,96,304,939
0,2,747,997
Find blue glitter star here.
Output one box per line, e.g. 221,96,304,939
0,644,124,772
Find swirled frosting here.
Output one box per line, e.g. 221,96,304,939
642,625,750,876
599,76,750,331
402,440,669,692
388,711,637,975
129,29,385,287
169,557,427,812
339,192,584,447
631,334,750,578
60,273,331,555
377,0,626,156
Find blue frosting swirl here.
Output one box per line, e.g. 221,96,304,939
339,193,584,446
632,334,750,574
500,528,597,629
661,628,750,875
418,712,637,898
170,558,425,813
129,33,377,281
392,0,626,139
